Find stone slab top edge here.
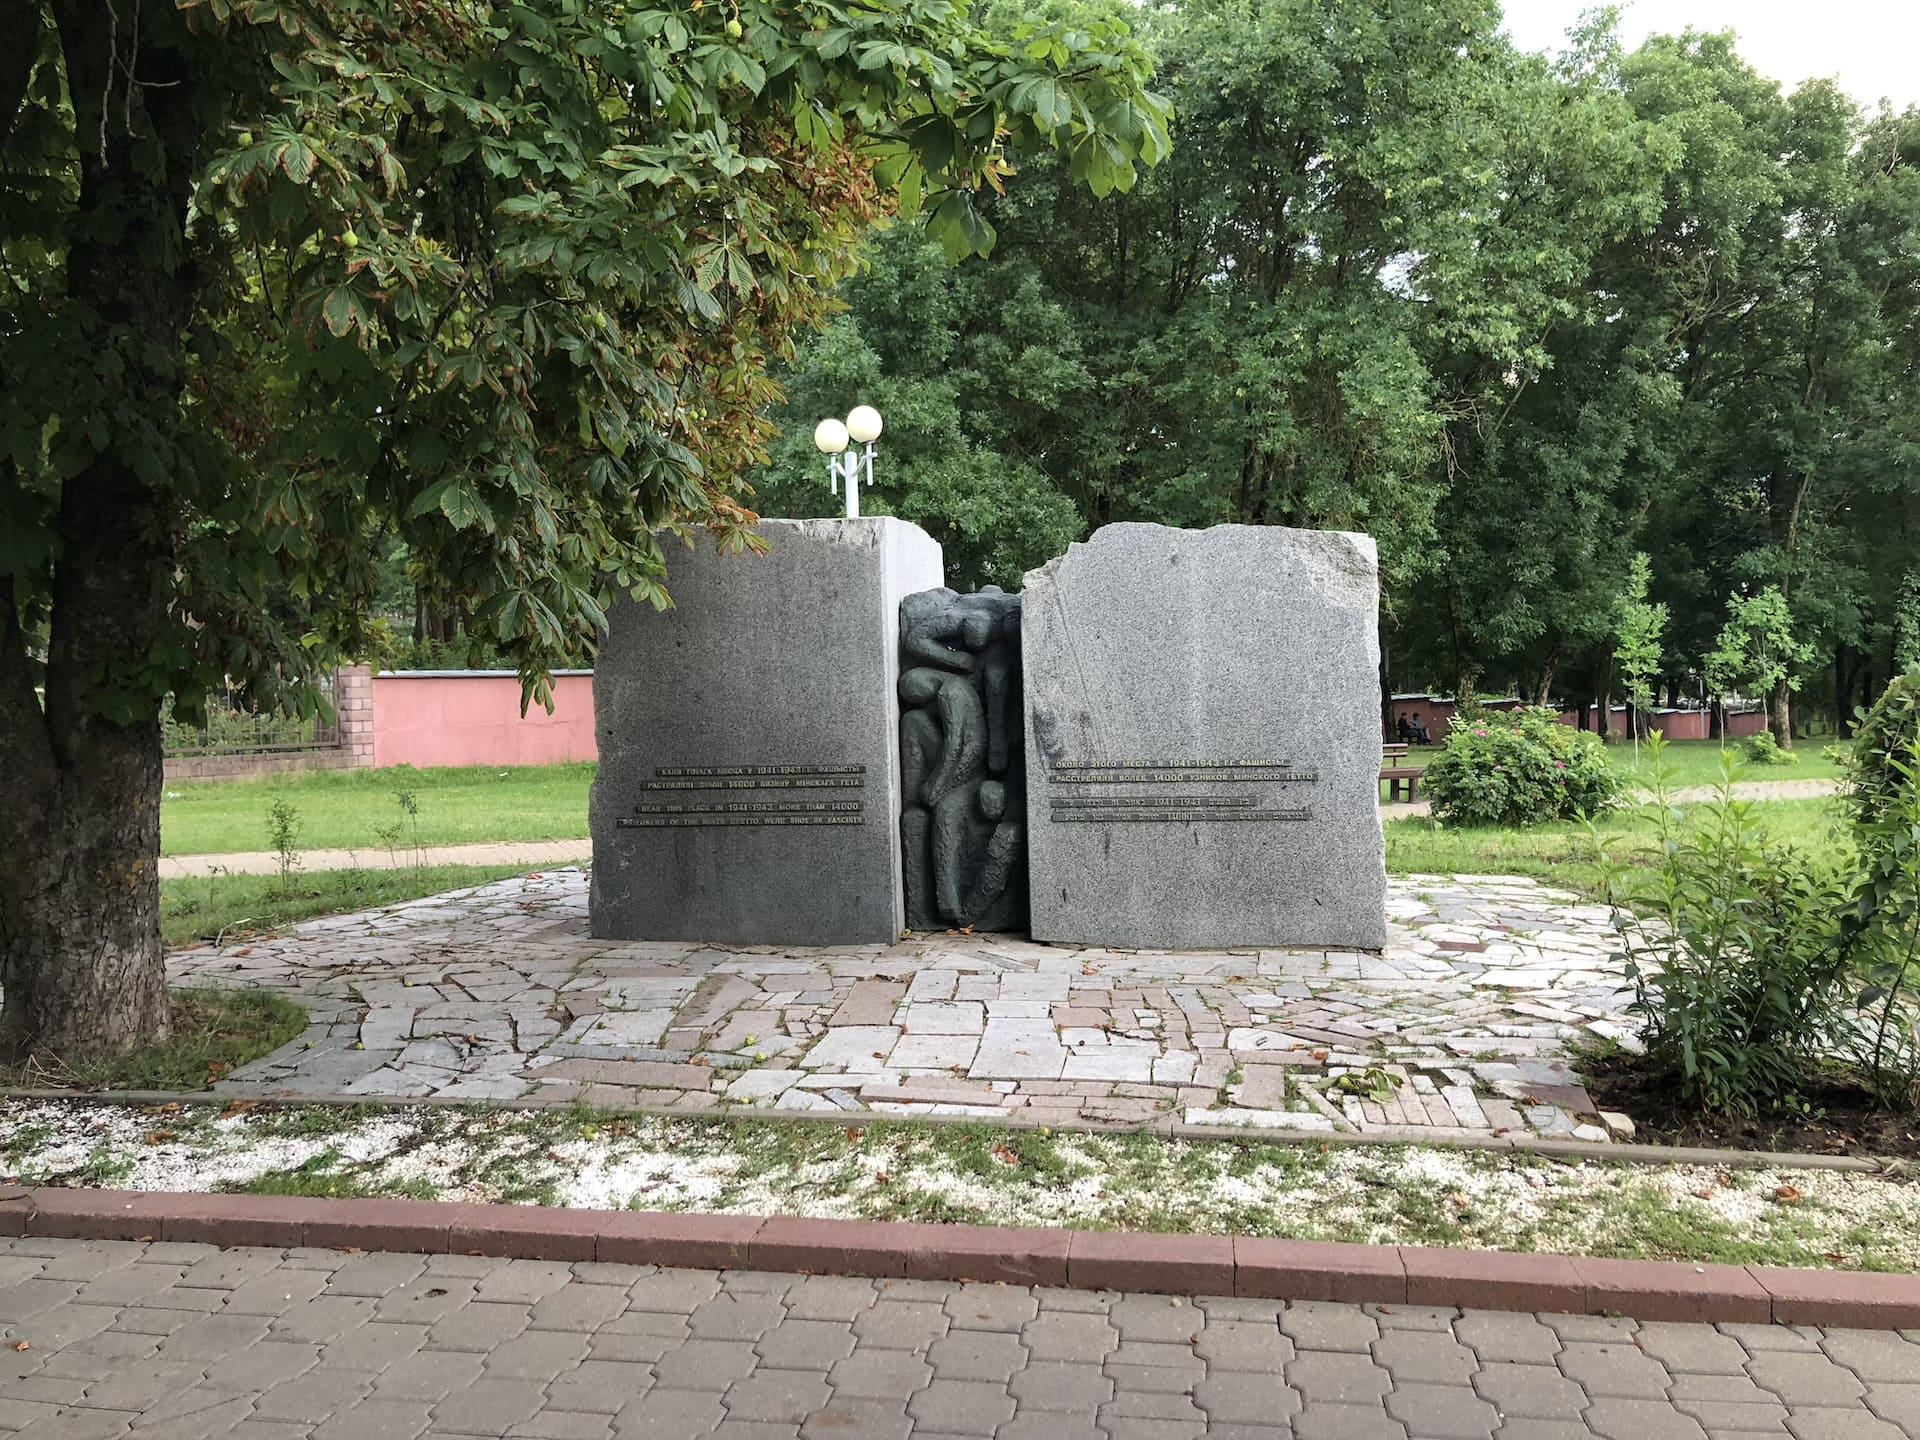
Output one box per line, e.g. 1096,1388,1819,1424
737,514,938,547
4,1182,1915,1327
1021,520,1379,590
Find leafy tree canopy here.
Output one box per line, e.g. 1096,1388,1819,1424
750,3,1920,744
1,0,1170,715
0,0,1169,1058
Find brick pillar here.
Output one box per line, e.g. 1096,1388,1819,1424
334,664,376,769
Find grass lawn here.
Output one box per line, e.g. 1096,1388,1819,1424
161,863,540,947
1385,796,1845,901
162,762,596,855
1,988,306,1093
6,1099,1919,1270
163,738,1846,858
1394,736,1845,788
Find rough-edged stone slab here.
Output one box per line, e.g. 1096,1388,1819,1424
1022,523,1386,950
591,517,943,945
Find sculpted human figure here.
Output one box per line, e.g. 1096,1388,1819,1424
963,780,1025,931
901,666,986,922
897,587,1027,931
898,683,945,930
903,587,995,672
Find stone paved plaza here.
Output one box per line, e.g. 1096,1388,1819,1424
173,871,1639,1141
4,1236,1920,1438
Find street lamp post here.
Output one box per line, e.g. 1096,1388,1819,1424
813,405,884,518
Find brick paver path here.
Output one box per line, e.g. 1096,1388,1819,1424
1381,776,1841,823
167,871,1639,1143
4,1237,1917,1438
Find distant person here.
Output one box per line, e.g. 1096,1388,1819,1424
1396,714,1415,743
1410,712,1431,745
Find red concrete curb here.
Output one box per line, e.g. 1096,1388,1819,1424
8,1186,1917,1328
1571,1256,1773,1325
1069,1230,1236,1296
1236,1237,1405,1304
598,1210,761,1271
1403,1246,1584,1313
1752,1265,1920,1328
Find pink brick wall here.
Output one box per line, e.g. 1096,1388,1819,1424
337,663,376,766
369,671,597,769
1388,695,1766,745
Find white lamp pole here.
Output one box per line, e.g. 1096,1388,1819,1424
813,405,884,518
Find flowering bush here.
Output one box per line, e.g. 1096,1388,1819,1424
1423,707,1622,827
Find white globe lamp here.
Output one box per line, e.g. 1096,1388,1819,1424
812,417,849,454
845,405,883,445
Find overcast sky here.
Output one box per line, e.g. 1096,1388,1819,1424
1501,1,1920,112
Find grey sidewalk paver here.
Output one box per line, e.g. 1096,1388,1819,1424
7,1237,1920,1438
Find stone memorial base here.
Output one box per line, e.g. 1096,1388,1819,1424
1022,523,1388,950
590,518,942,946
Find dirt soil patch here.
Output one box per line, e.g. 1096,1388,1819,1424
1585,1056,1920,1162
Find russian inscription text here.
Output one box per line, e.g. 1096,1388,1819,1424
1046,756,1316,824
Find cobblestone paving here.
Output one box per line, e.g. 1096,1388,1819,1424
3,1237,1918,1438
172,871,1641,1142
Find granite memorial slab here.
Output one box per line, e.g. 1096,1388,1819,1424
591,517,943,945
1022,522,1387,950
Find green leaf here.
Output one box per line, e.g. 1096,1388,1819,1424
926,192,996,260
438,480,494,532
320,287,362,339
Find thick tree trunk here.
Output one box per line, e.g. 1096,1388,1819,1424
0,720,168,1063
0,443,173,1060
1378,640,1393,742
1454,663,1478,714
1770,679,1794,750
1594,653,1614,738
0,0,197,1061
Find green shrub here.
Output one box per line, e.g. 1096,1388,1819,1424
1424,707,1621,827
1598,738,1851,1113
1845,672,1920,828
1740,731,1796,766
1840,674,1920,1105
1600,727,1920,1115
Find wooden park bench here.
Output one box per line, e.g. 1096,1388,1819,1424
1380,741,1422,803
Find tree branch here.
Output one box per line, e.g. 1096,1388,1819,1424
0,0,44,144
0,586,55,799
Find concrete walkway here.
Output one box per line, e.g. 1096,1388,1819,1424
4,1234,1918,1439
160,839,592,879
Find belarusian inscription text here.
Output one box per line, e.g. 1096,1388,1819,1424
644,765,867,792
624,765,867,827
